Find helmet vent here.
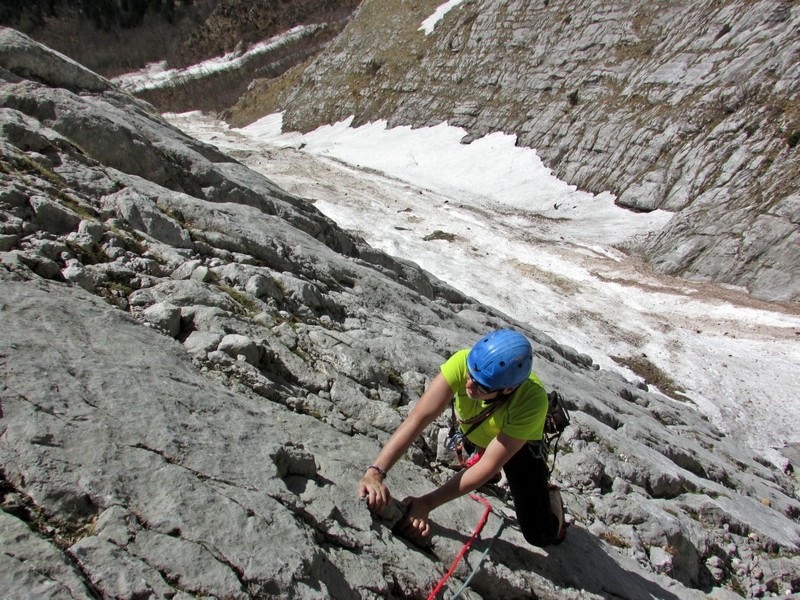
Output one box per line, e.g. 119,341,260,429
467,329,533,389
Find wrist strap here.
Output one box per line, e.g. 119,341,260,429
368,465,387,478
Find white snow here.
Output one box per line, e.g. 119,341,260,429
164,111,800,468
111,25,322,94
420,0,470,35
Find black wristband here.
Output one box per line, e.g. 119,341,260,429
368,465,387,478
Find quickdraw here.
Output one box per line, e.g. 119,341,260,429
447,432,466,468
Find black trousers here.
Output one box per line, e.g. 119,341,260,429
502,442,558,547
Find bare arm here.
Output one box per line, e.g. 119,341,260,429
359,373,454,510
399,432,527,537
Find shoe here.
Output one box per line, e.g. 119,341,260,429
549,485,567,545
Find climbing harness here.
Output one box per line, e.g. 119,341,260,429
426,494,504,600
447,389,570,474
447,392,512,468
446,431,469,468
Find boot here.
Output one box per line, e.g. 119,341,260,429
549,485,567,545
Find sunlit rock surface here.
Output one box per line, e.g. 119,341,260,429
1,27,799,599
245,0,800,302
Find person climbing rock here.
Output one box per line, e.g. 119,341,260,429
359,328,566,547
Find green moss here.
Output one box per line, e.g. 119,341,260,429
611,354,685,400
729,576,747,596
217,284,259,317
302,407,324,420
108,281,133,294
423,230,458,242
597,530,630,549
18,155,65,187
291,346,310,361
65,240,106,265
59,196,98,221
13,155,99,220
387,370,405,389
125,231,150,255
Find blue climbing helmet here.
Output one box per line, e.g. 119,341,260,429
467,329,533,390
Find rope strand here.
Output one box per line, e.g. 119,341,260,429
426,494,494,600
448,518,506,600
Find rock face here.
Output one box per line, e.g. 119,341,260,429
1,27,799,599
240,0,800,302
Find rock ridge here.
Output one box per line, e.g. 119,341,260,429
237,0,800,302
1,27,799,599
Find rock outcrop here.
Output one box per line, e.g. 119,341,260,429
233,0,800,302
2,28,799,599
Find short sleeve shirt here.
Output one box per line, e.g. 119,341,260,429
440,349,548,448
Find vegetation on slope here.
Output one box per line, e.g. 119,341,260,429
0,0,360,77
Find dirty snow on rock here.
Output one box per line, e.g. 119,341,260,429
112,25,323,94
165,110,800,469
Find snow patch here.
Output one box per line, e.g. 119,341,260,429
164,110,800,468
420,0,471,35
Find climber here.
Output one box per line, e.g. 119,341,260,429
358,328,566,547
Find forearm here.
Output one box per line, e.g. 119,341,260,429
422,433,527,512
367,373,453,474
370,416,428,473
423,461,497,511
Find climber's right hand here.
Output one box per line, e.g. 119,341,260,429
359,468,391,512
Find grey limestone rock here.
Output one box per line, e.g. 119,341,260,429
183,330,224,358
0,509,92,599
0,27,111,93
262,0,800,301
1,28,798,600
245,272,284,301
61,259,95,292
217,333,261,365
108,187,193,249
142,301,182,337
30,195,82,235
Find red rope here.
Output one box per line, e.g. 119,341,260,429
426,494,493,600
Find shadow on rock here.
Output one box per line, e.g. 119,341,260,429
501,524,684,599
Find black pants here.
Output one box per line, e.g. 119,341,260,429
502,442,558,547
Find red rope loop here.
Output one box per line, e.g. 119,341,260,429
426,494,493,600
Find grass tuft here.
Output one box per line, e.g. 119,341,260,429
611,354,685,400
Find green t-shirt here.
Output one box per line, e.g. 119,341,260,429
440,349,548,448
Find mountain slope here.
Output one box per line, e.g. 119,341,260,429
2,26,799,599
231,0,800,302
0,0,361,112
